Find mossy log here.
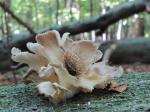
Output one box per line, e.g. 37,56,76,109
0,72,149,112
99,38,150,64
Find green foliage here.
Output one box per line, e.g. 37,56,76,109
0,0,124,34
0,0,150,38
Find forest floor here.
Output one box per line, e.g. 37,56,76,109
0,64,150,86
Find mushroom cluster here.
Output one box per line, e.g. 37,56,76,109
11,30,127,103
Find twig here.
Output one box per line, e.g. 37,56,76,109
12,70,18,84
11,63,26,84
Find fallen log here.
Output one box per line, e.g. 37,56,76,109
99,37,150,64
0,72,149,111
0,33,35,72
1,37,150,72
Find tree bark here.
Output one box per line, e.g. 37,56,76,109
56,0,60,25
0,72,149,111
0,33,35,72
128,16,145,38
99,37,150,64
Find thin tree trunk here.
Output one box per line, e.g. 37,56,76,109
56,0,60,25
0,9,5,35
90,0,93,17
116,20,123,40
69,0,73,21
34,0,39,30
4,0,11,64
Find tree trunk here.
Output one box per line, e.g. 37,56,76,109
128,16,144,38
0,72,149,111
56,0,60,25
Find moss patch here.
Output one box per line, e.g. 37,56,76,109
0,72,150,112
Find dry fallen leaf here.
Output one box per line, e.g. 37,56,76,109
110,83,128,93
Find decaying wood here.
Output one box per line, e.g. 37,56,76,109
99,37,150,64
0,72,149,111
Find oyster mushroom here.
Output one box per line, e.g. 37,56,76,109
11,30,127,103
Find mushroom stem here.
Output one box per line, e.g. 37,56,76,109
60,46,65,52
50,64,62,68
